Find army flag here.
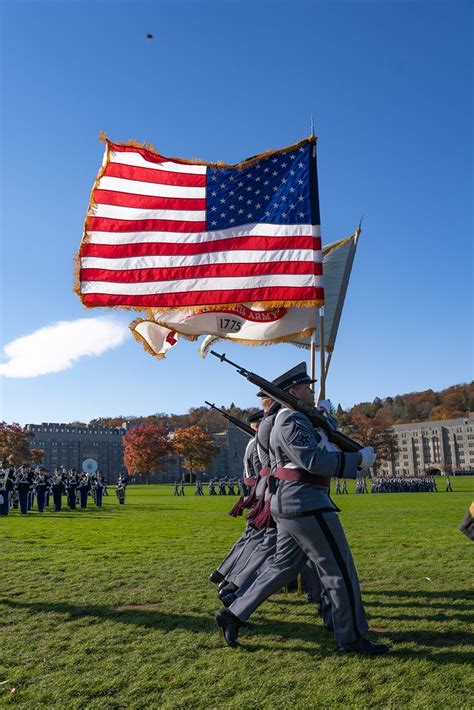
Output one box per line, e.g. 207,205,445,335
76,136,323,311
130,230,360,359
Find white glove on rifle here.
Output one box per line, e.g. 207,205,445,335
358,446,376,469
318,399,331,415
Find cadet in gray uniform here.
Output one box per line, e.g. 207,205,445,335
219,397,282,601
208,410,265,585
216,363,389,656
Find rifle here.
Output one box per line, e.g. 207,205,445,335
204,401,255,438
209,351,361,454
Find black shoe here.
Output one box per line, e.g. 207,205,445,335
337,637,389,656
218,580,229,592
215,608,242,648
220,592,237,608
208,571,225,584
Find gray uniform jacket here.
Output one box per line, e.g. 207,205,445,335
269,407,360,517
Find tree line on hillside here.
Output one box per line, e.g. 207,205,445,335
86,383,473,431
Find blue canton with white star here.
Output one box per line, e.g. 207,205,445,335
206,142,314,230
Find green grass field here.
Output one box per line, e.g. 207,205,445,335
1,480,473,709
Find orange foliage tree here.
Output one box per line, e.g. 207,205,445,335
123,425,172,484
0,423,35,466
172,426,220,483
30,448,46,465
349,412,399,475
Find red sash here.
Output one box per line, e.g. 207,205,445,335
275,467,330,489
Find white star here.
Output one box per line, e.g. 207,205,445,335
238,208,244,214
255,202,261,209
255,176,261,182
299,146,305,152
246,199,252,205
263,167,269,173
229,204,235,210
238,181,244,188
281,195,287,201
230,190,235,196
246,173,252,179
229,218,235,223
211,206,217,212
272,171,278,176
273,186,279,191
272,158,278,163
264,194,271,200
229,175,235,182
289,203,295,209
281,162,287,168
290,170,295,176
211,191,217,197
289,187,295,193
220,212,226,218
299,211,305,217
265,210,271,217
211,220,217,226
238,195,244,201
298,195,304,201
255,189,261,195
298,162,304,168
298,179,304,185
247,213,253,219
220,197,226,204
273,201,279,208
281,178,287,184
263,180,269,186
289,154,296,160
211,174,218,181
246,185,252,192
282,212,287,218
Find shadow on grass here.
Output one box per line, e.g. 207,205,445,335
1,597,473,664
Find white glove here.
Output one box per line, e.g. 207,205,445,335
318,399,331,415
358,446,376,469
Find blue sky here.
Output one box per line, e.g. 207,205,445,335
1,0,472,425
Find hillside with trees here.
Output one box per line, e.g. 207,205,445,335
342,382,473,426
79,383,472,433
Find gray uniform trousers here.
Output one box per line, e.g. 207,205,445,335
226,527,278,587
217,523,266,578
230,541,332,627
230,511,369,644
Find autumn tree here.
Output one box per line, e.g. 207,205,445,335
172,426,220,483
30,448,46,465
0,423,34,466
123,425,172,484
349,412,399,475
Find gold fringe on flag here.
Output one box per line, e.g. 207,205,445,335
74,132,321,314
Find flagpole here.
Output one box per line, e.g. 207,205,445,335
309,113,319,392
318,308,326,400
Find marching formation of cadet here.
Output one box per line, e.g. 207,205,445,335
0,460,110,515
355,477,369,494
371,477,438,493
173,479,239,496
335,477,349,494
209,362,390,657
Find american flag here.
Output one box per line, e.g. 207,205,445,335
77,137,324,310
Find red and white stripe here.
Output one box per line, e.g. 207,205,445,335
79,142,323,309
